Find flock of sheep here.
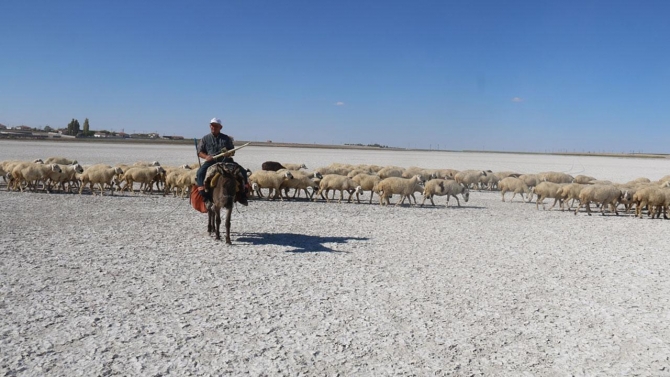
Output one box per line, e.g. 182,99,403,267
2,157,670,219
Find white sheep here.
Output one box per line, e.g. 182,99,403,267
421,179,470,207
282,163,307,171
351,173,381,204
46,163,84,193
478,172,499,191
314,174,361,203
279,170,321,199
499,177,531,203
432,169,459,179
632,186,669,219
375,175,423,206
133,161,161,167
532,182,566,210
11,163,62,192
377,166,405,179
454,170,487,189
572,175,597,184
538,171,574,184
120,166,166,194
249,170,294,200
44,157,78,165
163,168,194,197
556,183,586,211
574,185,626,216
79,166,124,196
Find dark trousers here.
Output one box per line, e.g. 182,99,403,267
196,160,216,187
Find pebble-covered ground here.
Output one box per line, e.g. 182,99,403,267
1,140,670,375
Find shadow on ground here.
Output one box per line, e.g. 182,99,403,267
235,232,368,253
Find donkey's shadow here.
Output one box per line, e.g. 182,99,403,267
235,232,368,253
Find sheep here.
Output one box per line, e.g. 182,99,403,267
279,170,322,199
626,177,651,185
574,185,626,216
163,168,194,197
375,175,423,206
11,163,62,192
314,174,361,203
532,182,566,210
402,167,432,181
556,183,586,211
44,157,78,165
538,171,574,184
261,161,286,171
572,175,597,184
588,180,614,186
454,170,487,189
282,163,307,171
119,166,166,194
432,169,459,179
421,179,470,207
351,173,381,204
249,170,294,200
632,186,669,219
133,161,161,167
347,169,371,178
79,166,124,196
499,177,531,202
46,163,84,193
377,166,405,179
493,171,521,181
479,173,500,191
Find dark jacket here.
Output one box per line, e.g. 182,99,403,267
198,132,234,162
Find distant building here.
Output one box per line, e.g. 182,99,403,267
162,135,185,140
0,124,7,130
17,125,32,131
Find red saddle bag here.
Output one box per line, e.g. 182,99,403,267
190,185,208,213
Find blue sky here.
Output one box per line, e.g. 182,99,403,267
1,1,669,153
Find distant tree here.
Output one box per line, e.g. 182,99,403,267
82,118,90,136
67,119,81,136
44,125,53,132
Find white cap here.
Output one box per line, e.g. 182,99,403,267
210,118,222,125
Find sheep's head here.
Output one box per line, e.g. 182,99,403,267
71,160,78,165
314,172,324,179
157,166,166,174
462,190,470,202
50,164,62,173
34,159,44,164
152,161,161,166
300,164,307,169
620,190,632,202
284,171,294,180
74,164,84,173
114,167,124,175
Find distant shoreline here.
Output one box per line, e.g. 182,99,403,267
1,137,667,159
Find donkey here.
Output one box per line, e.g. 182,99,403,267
205,163,245,244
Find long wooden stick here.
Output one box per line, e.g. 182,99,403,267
211,142,251,160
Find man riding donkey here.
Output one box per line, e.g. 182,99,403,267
195,118,250,209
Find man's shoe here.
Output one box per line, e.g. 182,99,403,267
236,191,249,206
